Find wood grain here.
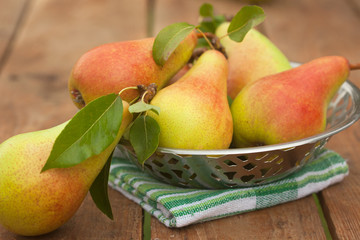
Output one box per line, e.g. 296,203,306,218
0,0,27,65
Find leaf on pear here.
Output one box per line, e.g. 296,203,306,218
153,22,196,66
89,150,114,220
42,94,123,171
199,3,214,17
129,101,160,115
129,115,160,165
227,5,265,42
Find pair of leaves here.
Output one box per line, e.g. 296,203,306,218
42,93,124,220
152,4,266,67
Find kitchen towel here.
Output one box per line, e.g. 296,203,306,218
108,149,348,228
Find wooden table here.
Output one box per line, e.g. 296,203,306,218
1,0,360,239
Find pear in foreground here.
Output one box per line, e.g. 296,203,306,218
216,22,292,99
149,50,233,149
68,32,198,108
231,56,350,147
0,101,132,236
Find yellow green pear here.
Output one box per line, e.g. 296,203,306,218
0,101,132,236
149,50,233,149
215,22,292,99
231,56,350,147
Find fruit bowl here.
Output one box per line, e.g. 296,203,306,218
117,80,360,189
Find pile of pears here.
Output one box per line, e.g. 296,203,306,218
0,7,358,237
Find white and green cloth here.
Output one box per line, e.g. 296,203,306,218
108,149,348,228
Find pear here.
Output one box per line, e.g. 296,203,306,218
231,56,350,147
68,31,198,108
148,50,233,149
0,101,132,236
215,22,292,99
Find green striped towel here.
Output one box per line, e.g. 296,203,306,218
108,149,348,228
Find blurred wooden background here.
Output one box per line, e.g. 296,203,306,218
1,0,360,239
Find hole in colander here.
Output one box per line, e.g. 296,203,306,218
272,167,283,176
225,183,238,187
211,173,221,181
237,155,248,162
178,181,189,186
160,171,172,179
189,173,197,180
215,165,222,170
168,158,179,165
223,159,237,167
243,163,256,171
255,153,268,161
144,164,153,171
241,175,255,182
183,164,190,170
264,154,279,163
260,168,271,177
152,159,164,167
223,172,236,180
172,170,183,178
276,158,284,165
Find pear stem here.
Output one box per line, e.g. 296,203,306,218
350,63,360,71
118,86,139,97
196,29,215,50
195,29,227,58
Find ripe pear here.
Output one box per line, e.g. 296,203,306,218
215,22,292,99
0,101,132,236
68,31,198,108
149,50,233,149
231,56,350,147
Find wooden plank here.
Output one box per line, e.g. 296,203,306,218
151,0,327,239
0,0,148,238
255,0,360,239
0,0,27,63
0,189,143,240
151,195,326,239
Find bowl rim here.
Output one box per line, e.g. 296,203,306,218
156,80,360,156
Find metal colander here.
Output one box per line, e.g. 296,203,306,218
117,80,360,189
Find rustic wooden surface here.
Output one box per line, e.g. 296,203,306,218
0,0,359,239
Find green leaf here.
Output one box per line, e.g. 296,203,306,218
227,5,265,42
129,101,160,115
153,22,196,66
129,115,160,165
199,21,215,33
42,94,123,171
199,3,213,17
90,150,114,220
198,4,226,34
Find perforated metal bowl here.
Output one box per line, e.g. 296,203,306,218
117,80,360,189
